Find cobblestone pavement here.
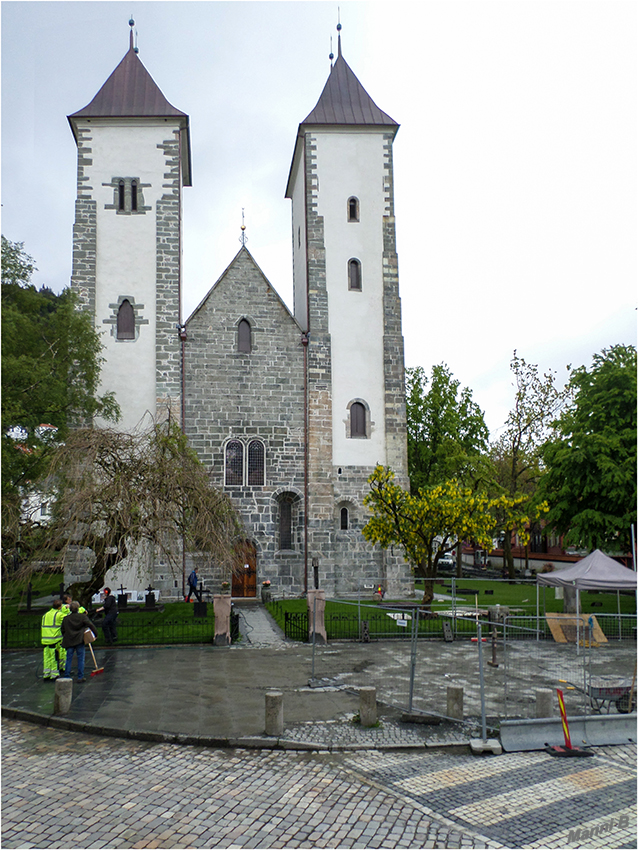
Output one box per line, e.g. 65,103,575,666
2,719,636,849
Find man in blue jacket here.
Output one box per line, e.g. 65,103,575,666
186,568,202,602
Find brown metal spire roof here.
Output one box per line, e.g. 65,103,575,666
68,29,191,185
301,41,398,128
69,34,187,120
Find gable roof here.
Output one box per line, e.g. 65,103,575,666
68,32,191,185
186,246,302,330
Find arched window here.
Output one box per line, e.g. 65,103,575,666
279,500,293,550
247,440,265,486
350,402,367,438
116,299,135,340
131,180,138,212
348,259,362,291
340,507,349,530
348,196,360,222
225,440,244,486
118,181,125,211
238,319,252,353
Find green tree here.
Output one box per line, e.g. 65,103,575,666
491,352,569,576
2,236,119,571
406,364,489,492
42,422,245,606
363,465,543,605
539,344,637,552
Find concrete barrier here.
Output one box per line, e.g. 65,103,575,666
500,713,637,752
53,678,72,715
265,691,283,736
359,687,377,727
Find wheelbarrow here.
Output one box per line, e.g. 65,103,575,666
559,676,636,714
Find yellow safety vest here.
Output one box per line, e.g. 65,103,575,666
41,609,64,645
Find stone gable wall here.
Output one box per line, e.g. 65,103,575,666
184,249,306,593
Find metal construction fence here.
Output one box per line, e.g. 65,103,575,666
304,602,637,726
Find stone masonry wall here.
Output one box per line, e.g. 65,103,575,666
155,132,182,423
184,248,306,594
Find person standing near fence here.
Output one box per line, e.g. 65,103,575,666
61,601,97,682
96,587,118,644
58,593,86,671
41,599,65,680
186,568,202,603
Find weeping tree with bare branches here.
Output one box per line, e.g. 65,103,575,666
40,422,244,606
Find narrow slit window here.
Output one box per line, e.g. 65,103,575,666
348,197,359,222
116,299,135,340
131,180,138,212
340,507,349,530
280,501,292,550
118,181,125,211
348,259,362,291
247,440,265,486
350,402,366,438
225,440,244,486
238,319,252,353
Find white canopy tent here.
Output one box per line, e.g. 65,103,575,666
536,549,637,647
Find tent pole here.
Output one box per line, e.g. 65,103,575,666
617,589,621,641
536,582,539,641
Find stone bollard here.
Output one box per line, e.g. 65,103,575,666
536,688,554,718
447,684,463,720
265,690,284,737
213,594,232,646
54,678,73,715
359,687,378,727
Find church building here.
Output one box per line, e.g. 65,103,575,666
67,23,413,600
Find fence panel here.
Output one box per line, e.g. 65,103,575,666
2,618,216,649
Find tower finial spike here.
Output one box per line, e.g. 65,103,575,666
336,8,342,56
129,15,135,50
329,35,334,67
239,208,248,247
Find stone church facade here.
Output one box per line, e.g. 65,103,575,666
68,24,413,600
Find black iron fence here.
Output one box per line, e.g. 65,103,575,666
2,618,217,649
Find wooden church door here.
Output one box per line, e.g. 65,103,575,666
232,541,257,598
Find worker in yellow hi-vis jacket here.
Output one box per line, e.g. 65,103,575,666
41,599,65,680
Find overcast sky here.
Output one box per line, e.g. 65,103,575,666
2,0,636,435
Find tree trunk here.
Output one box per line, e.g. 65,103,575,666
503,533,515,579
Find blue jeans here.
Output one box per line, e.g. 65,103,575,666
64,643,86,679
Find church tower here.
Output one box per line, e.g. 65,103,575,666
68,22,191,431
286,29,410,596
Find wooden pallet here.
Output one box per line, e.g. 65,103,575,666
546,613,607,644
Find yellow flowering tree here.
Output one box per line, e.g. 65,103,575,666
363,465,546,605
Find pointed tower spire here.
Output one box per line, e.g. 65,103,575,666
337,10,342,57
129,15,135,51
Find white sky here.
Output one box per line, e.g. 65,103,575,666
2,0,636,436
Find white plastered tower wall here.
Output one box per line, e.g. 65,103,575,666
67,34,191,597
286,42,412,597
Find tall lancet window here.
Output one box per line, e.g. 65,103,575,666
347,196,360,222
348,258,362,291
238,319,252,353
116,299,135,340
247,440,265,486
350,401,367,438
225,440,244,486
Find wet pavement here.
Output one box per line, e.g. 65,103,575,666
2,604,637,848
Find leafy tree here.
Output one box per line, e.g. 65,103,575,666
539,344,637,553
2,236,119,572
491,352,569,576
40,422,245,606
363,465,544,606
406,364,489,492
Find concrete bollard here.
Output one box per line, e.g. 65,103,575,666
447,684,463,720
536,688,554,718
54,678,73,715
359,687,378,727
265,690,284,737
